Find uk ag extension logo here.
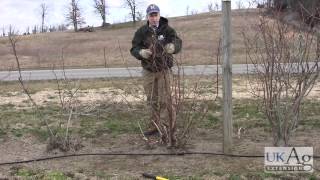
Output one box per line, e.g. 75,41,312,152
264,147,313,173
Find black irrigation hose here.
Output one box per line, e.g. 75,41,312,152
0,151,319,166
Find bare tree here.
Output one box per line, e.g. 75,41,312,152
32,25,38,34
2,26,5,37
250,0,265,8
261,0,293,10
267,0,272,8
66,0,86,32
40,3,48,33
136,11,144,21
93,0,108,27
8,25,16,36
58,24,68,31
208,2,214,12
124,0,140,24
191,9,198,15
186,5,190,16
214,2,220,11
49,25,56,32
26,27,30,35
236,0,244,9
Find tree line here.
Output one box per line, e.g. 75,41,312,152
1,0,145,36
262,0,320,27
3,0,318,36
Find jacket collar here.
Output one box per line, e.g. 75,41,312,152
147,17,168,30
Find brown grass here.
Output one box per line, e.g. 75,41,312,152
0,9,260,70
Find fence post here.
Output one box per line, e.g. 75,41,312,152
222,0,233,154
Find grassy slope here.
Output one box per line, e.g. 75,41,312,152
0,9,259,70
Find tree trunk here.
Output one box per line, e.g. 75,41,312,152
273,127,289,147
41,17,44,33
267,0,272,8
133,6,136,24
102,15,106,27
102,0,106,27
74,22,78,32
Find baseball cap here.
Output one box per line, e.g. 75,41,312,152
146,4,160,15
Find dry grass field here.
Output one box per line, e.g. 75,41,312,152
0,9,259,70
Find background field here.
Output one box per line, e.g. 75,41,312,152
0,10,259,71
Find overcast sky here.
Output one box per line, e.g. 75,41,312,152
0,0,254,32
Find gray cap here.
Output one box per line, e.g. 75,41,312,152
146,4,160,15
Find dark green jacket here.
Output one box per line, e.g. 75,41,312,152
130,17,182,72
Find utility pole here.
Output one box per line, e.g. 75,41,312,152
222,0,233,154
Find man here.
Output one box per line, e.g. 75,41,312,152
130,4,182,140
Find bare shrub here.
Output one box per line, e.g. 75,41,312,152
8,31,83,152
242,13,320,146
130,32,219,148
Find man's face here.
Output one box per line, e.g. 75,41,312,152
147,12,160,26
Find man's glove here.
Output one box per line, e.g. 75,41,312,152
164,43,175,54
139,49,152,59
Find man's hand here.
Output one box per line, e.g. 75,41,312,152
139,49,152,59
164,43,175,54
